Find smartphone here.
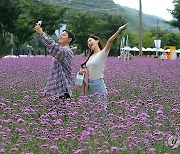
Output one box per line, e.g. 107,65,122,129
37,21,42,26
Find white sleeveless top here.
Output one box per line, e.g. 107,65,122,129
86,49,109,80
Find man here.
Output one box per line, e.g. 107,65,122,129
35,23,75,99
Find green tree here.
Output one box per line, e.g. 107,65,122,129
150,29,180,48
29,1,67,55
102,14,127,56
31,4,67,36
11,0,67,55
0,0,21,56
142,32,155,48
163,32,180,48
169,0,180,30
12,0,36,51
68,10,100,52
68,11,127,56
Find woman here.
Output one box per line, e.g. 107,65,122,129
80,23,128,111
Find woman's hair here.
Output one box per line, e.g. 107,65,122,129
81,35,104,68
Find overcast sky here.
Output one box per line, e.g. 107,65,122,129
113,0,174,21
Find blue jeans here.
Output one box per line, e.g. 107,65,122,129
88,78,108,110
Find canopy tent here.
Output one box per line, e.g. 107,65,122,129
131,47,139,51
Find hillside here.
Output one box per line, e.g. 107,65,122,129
42,0,175,33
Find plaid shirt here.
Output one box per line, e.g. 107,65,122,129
39,33,73,97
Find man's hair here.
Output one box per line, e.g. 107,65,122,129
63,29,75,44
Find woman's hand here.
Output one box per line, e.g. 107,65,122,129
34,24,43,35
119,23,128,31
104,22,128,52
79,68,86,75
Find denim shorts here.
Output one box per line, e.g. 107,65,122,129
88,78,108,109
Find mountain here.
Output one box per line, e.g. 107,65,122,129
42,0,175,33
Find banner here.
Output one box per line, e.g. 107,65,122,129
154,40,161,49
55,23,67,39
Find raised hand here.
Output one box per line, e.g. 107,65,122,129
119,23,128,31
34,23,43,34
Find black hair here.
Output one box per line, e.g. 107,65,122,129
62,29,75,44
81,35,104,68
89,35,104,50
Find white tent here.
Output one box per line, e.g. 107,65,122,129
146,47,154,51
166,49,170,53
157,48,164,52
142,47,147,51
3,55,17,58
130,47,139,51
123,46,131,50
176,49,180,53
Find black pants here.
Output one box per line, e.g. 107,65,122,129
59,92,70,99
57,92,70,116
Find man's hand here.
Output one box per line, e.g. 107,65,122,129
34,24,43,35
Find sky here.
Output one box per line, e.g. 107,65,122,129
113,0,174,21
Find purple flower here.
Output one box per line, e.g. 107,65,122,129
50,145,58,151
2,119,11,124
17,119,24,123
0,132,5,136
11,147,18,152
87,127,95,135
53,119,62,125
111,146,118,151
0,149,5,153
155,123,163,128
149,148,156,154
80,130,90,140
0,103,6,108
74,148,85,154
1,56,180,153
156,110,163,115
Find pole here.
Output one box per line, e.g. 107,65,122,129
156,20,159,57
11,34,13,55
126,35,130,60
139,0,142,56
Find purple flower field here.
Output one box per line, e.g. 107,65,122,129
0,56,179,153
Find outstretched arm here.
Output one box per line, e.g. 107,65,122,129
104,23,128,52
34,24,71,60
34,24,56,50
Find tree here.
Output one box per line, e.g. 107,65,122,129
102,14,127,56
150,29,180,48
12,0,36,51
28,1,67,56
169,0,180,30
0,0,21,56
68,10,100,52
12,0,67,55
30,4,67,36
163,32,180,48
68,11,127,56
142,32,155,48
